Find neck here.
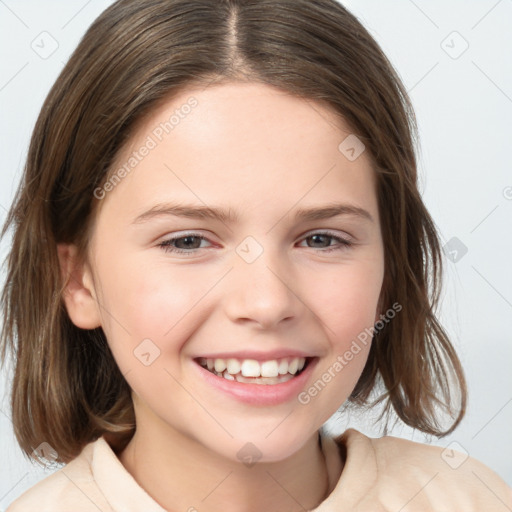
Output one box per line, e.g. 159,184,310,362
117,412,331,512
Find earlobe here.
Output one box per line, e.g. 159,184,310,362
57,243,102,329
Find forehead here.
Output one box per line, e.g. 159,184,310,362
97,81,378,227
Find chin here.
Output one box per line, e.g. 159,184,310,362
207,428,314,466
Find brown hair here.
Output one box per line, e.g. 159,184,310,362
0,0,466,464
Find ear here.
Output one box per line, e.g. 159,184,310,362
57,243,102,329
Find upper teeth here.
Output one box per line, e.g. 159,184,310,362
200,357,307,377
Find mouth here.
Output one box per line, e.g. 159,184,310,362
194,356,313,385
192,354,318,406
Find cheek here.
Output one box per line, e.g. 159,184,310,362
299,264,382,414
124,262,223,335
309,258,383,348
93,263,200,402
96,258,212,364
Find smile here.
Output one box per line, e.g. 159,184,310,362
195,356,311,385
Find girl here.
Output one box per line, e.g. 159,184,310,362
1,0,511,510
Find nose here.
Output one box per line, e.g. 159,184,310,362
223,245,301,330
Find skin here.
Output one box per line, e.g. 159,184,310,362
58,81,385,512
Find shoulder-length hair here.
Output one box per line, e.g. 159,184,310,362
0,0,466,464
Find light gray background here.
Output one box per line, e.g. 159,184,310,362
1,0,511,508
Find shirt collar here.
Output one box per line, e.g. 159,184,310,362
92,436,167,511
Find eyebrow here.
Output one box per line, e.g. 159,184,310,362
131,201,374,225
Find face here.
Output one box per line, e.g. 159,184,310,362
69,81,384,462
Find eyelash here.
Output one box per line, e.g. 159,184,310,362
157,231,353,255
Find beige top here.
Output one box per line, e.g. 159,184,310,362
7,428,512,511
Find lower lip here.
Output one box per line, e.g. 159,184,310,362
192,358,318,406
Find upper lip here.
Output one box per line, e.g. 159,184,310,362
193,349,316,362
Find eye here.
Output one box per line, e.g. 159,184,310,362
157,231,354,256
158,233,211,255
298,231,353,253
